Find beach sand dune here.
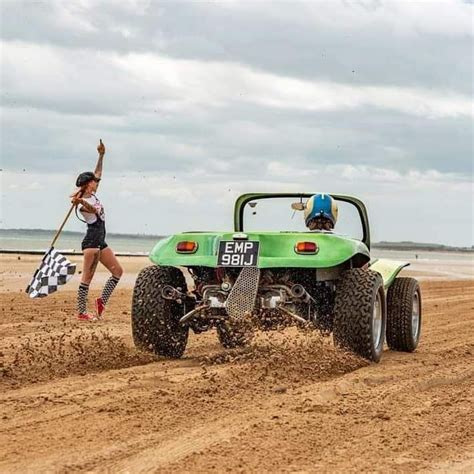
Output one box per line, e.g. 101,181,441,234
0,255,473,472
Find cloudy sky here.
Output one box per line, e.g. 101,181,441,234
1,0,472,246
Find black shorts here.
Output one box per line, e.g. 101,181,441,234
81,220,108,251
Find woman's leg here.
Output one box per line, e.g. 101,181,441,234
98,247,123,307
77,248,100,315
82,248,101,284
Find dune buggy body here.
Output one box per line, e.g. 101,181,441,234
132,193,422,362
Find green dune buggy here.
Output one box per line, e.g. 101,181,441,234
131,193,422,362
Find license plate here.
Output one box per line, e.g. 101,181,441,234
217,241,259,267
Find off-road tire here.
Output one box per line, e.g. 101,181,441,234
217,319,253,349
333,269,386,362
131,265,188,358
386,277,421,352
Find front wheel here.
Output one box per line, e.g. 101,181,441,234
333,269,386,362
386,277,422,352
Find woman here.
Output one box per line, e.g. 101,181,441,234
71,140,123,321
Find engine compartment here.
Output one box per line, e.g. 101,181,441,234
161,266,345,333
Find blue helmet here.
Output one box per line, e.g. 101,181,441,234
304,194,338,226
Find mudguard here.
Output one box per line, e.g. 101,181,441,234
369,258,410,288
149,231,370,269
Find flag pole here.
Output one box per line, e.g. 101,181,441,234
50,203,76,249
50,188,84,249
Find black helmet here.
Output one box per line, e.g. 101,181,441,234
76,171,99,187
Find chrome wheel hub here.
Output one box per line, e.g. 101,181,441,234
372,291,383,348
412,292,420,340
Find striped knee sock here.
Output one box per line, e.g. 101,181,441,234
101,275,120,305
78,282,89,314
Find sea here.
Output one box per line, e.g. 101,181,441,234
0,229,161,255
0,228,472,263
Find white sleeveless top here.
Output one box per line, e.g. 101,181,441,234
80,194,105,224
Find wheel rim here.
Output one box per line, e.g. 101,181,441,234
372,291,383,348
412,291,420,340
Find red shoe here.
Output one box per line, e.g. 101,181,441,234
95,297,105,318
78,313,97,322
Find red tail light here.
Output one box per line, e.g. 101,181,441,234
295,241,318,254
176,241,198,253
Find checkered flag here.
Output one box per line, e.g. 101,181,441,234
26,247,76,298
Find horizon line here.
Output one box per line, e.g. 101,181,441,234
1,227,472,250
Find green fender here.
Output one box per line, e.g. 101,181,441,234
369,258,410,288
149,231,370,269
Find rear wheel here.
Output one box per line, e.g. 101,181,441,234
386,277,421,352
131,265,188,358
333,269,386,362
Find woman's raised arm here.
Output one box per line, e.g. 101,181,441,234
94,139,105,180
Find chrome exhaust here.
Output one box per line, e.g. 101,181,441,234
290,284,314,302
290,284,306,298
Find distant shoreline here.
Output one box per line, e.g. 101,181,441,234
1,248,472,257
0,229,474,256
373,242,474,253
0,249,149,257
0,228,166,240
1,228,472,255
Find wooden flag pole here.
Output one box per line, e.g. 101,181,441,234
50,187,84,249
50,203,77,249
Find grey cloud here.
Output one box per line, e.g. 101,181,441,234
104,105,474,176
1,1,472,94
2,103,472,178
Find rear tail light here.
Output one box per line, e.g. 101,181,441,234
295,241,318,254
176,241,198,253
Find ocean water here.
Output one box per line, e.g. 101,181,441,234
370,248,472,262
0,229,162,254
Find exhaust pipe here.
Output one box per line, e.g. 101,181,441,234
290,284,314,303
290,284,306,299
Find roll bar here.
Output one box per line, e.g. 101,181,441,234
233,193,371,249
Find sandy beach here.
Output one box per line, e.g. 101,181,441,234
1,253,473,472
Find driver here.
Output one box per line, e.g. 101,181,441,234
304,193,338,231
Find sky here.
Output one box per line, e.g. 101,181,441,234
0,0,473,246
